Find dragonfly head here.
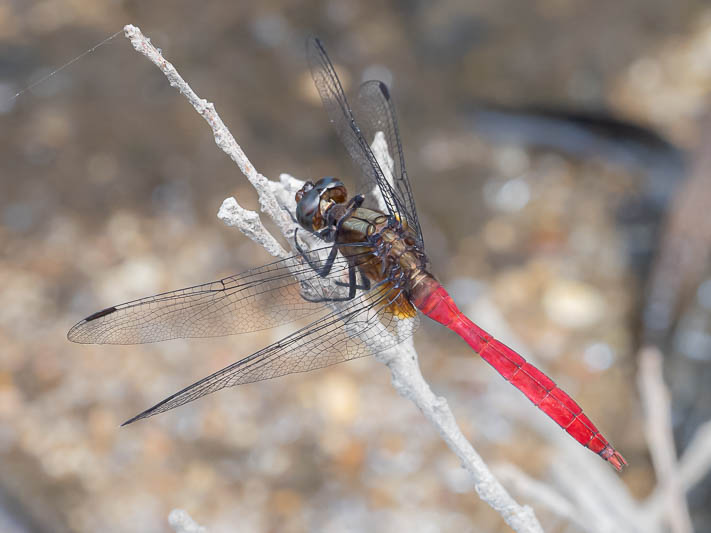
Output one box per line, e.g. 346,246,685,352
295,177,348,231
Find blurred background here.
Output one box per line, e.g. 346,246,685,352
1,1,710,532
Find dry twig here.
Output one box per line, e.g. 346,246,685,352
638,346,693,533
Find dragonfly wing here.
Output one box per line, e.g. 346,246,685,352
354,80,424,245
306,36,411,228
67,246,371,345
123,282,419,424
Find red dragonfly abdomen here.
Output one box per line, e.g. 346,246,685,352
411,278,627,471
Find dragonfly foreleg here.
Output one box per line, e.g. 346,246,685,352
295,231,341,277
294,192,367,278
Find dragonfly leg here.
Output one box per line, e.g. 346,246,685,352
295,192,373,303
335,264,371,292
294,229,341,277
301,261,370,303
294,192,367,278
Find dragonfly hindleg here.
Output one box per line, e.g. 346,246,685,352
334,263,371,293
300,260,369,303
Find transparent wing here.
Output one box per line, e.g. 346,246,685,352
122,282,419,424
354,80,424,244
67,246,373,345
307,36,418,236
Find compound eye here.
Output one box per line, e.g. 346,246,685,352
295,181,315,203
295,188,320,229
315,177,335,189
314,177,347,204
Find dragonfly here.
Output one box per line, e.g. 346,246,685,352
68,37,627,471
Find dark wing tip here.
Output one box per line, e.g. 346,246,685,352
67,306,118,343
120,384,187,426
377,81,391,100
120,414,140,427
306,34,324,52
85,306,118,322
121,408,152,426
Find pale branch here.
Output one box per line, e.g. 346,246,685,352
643,418,711,526
123,24,293,242
374,339,542,533
638,346,693,533
493,462,591,533
369,131,393,212
550,453,645,533
218,197,287,258
168,509,206,533
677,419,711,493
123,23,543,533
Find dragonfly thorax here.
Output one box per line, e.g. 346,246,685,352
295,177,348,231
